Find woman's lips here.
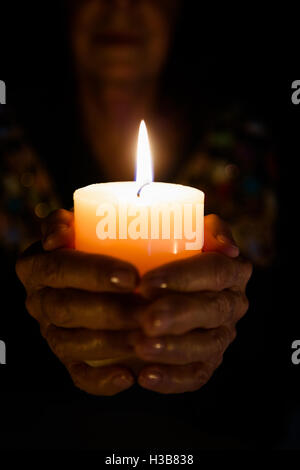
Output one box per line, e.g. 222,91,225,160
92,32,142,46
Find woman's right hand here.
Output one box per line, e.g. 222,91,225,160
15,209,140,396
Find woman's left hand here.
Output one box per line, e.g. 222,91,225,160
130,214,253,394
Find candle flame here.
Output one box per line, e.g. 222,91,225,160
135,120,153,188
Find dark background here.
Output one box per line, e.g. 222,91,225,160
0,1,298,451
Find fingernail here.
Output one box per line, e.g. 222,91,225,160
110,270,136,289
43,233,61,249
216,234,239,257
217,234,236,246
143,369,163,384
43,224,70,248
112,374,133,388
143,274,168,289
136,338,165,356
43,234,56,249
146,311,171,334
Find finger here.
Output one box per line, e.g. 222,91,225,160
130,325,236,365
41,209,73,237
66,362,135,396
43,225,74,251
44,325,135,362
41,209,74,250
140,252,253,298
136,290,248,336
203,214,239,257
26,288,140,330
137,359,222,394
16,248,139,293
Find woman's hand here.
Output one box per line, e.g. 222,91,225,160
131,215,253,394
15,209,141,396
16,210,252,396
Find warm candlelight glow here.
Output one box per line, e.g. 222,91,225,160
74,120,204,276
135,120,153,189
74,120,205,369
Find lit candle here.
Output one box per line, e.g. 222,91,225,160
74,121,205,276
74,121,204,370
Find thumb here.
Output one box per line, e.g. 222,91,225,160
41,209,75,251
203,214,239,258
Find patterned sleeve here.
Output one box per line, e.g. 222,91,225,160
0,106,61,257
175,107,278,267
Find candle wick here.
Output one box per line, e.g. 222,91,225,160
137,182,151,197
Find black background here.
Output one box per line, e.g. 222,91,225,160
0,1,298,451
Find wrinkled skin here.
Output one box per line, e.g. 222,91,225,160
15,209,252,395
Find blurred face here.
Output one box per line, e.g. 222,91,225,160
68,0,180,83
